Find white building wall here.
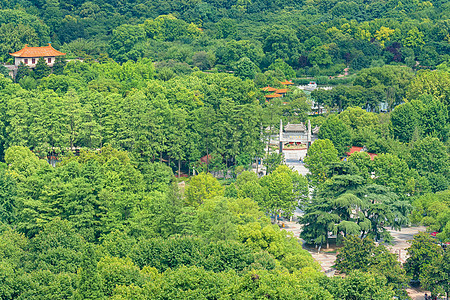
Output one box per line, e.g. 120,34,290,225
14,57,56,67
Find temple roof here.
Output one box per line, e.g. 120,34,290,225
284,123,306,132
275,89,288,94
10,44,66,58
280,80,294,85
261,86,277,92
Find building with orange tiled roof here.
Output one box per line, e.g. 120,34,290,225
265,93,282,99
261,86,277,92
10,43,65,68
280,80,294,85
275,89,288,94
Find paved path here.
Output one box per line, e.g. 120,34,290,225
282,219,337,276
284,149,309,176
386,226,427,263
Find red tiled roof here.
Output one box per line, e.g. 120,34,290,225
200,154,212,164
261,86,277,92
265,93,282,98
10,44,66,58
280,80,294,85
346,146,377,160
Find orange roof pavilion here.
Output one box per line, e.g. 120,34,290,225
10,44,66,58
280,80,294,85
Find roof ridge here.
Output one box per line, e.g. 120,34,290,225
10,43,66,58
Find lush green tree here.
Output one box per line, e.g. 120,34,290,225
235,171,266,206
420,250,450,299
234,57,259,80
185,173,224,207
0,23,39,62
335,236,407,285
264,152,283,175
97,256,143,297
108,24,146,63
390,101,420,143
407,69,450,110
52,56,66,75
420,97,449,141
410,190,450,242
372,153,417,195
304,139,339,184
409,136,449,178
73,244,104,300
405,232,443,281
33,57,51,79
318,115,352,156
347,151,372,178
15,62,31,82
260,165,300,221
267,59,295,79
263,26,301,67
327,270,396,300
0,168,16,225
29,218,85,273
214,18,237,39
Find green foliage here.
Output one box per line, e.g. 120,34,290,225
409,136,449,182
419,249,450,298
405,232,443,281
0,168,16,224
335,236,407,285
390,101,420,142
33,57,51,79
52,56,66,75
108,24,146,63
411,190,450,241
264,152,283,175
15,62,30,82
268,59,295,80
327,270,396,300
304,139,339,184
0,0,448,297
234,57,259,80
318,115,352,155
185,172,224,206
73,244,104,300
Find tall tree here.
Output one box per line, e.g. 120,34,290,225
33,57,51,79
304,139,339,184
405,232,443,281
318,115,352,156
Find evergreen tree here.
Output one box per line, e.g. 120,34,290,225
15,62,30,82
52,56,66,75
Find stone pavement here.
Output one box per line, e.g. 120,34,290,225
386,226,427,263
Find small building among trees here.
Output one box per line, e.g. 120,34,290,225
6,43,66,78
10,43,65,68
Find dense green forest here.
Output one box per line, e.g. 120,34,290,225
0,0,450,298
1,0,450,74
